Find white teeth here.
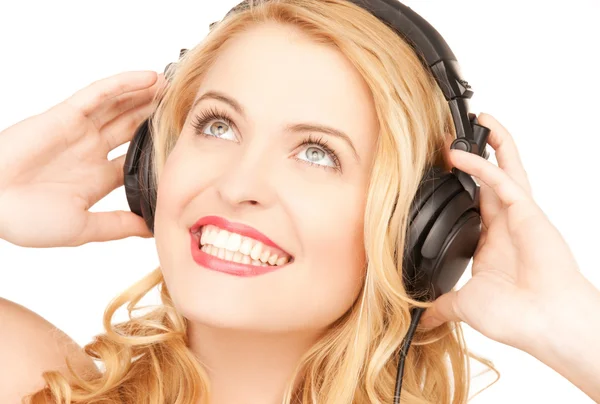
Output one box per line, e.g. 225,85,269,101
208,228,218,244
226,233,242,252
239,237,253,255
250,242,262,260
200,229,209,246
202,227,212,244
214,230,229,249
197,224,292,266
260,249,270,263
200,244,292,267
233,251,243,263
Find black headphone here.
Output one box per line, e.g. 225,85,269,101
123,0,491,402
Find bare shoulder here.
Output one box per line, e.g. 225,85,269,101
0,297,101,404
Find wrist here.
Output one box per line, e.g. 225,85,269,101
522,272,600,401
532,272,599,350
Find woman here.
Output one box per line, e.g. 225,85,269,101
0,0,598,403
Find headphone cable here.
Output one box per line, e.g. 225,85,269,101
393,306,425,404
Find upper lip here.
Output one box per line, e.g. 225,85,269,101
190,215,293,258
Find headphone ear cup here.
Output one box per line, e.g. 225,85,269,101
407,165,451,224
124,117,156,234
139,130,156,234
402,165,481,300
123,51,185,235
426,210,480,298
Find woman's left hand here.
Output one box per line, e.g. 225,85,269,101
419,113,585,351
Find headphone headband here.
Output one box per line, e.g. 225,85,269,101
220,0,490,163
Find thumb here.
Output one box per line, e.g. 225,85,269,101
420,290,463,329
82,211,153,244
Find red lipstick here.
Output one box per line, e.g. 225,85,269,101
190,215,291,257
189,216,293,277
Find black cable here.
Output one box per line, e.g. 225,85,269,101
393,306,425,404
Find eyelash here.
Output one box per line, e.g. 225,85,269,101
190,106,342,173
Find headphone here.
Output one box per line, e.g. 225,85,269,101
123,0,491,402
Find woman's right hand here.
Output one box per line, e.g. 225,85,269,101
0,71,166,248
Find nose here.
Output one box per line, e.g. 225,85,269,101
214,141,276,210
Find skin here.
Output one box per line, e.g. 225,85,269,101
153,23,378,404
1,12,598,404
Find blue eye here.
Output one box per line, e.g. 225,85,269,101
191,107,237,142
190,107,342,173
293,134,341,172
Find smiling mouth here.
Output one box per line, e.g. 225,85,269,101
195,225,294,267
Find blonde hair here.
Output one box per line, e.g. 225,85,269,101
25,1,499,402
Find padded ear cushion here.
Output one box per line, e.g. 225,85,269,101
405,171,462,258
427,210,480,298
124,119,149,218
408,165,453,224
124,117,156,234
138,127,156,234
402,166,480,300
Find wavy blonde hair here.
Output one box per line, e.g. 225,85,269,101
25,1,499,403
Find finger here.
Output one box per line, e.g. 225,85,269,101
91,72,166,129
445,135,501,229
477,171,502,230
473,221,487,257
449,149,530,208
420,290,462,329
100,99,157,151
80,210,153,244
109,153,127,188
85,155,127,207
477,113,532,195
66,71,158,118
471,224,489,277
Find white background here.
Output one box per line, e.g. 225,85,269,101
1,1,599,402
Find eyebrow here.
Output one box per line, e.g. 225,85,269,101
191,90,361,163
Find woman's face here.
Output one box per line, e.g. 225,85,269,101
154,22,379,332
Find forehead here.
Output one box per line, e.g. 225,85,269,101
193,23,378,149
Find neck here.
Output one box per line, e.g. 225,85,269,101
187,322,322,404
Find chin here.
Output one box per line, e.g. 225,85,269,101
158,255,304,333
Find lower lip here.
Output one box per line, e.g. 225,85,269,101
189,232,290,277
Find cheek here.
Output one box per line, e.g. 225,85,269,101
293,185,367,325
154,141,215,229
153,154,185,283
155,173,185,224
307,207,365,270
154,144,210,265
